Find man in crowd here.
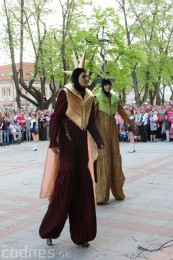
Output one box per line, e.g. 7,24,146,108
9,120,22,143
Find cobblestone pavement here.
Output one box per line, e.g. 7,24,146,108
0,140,173,259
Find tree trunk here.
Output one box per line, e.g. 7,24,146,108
142,70,150,103
120,0,141,106
161,85,165,104
149,89,156,105
4,0,21,108
131,70,141,105
154,82,161,105
169,85,173,100
118,89,126,105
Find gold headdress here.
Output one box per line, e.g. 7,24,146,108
78,48,86,69
63,48,86,75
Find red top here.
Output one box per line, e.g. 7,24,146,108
166,109,173,121
16,116,25,127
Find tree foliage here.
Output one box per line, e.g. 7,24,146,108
1,0,173,107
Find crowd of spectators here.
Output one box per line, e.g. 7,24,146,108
116,102,173,143
0,101,173,148
0,108,53,147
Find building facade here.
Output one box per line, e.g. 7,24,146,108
0,63,50,111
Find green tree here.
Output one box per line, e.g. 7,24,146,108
118,0,173,105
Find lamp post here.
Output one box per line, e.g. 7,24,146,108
90,26,115,90
98,26,110,77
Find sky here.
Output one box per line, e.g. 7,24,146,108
0,0,116,66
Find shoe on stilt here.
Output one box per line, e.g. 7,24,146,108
97,201,107,205
82,242,90,247
46,238,53,246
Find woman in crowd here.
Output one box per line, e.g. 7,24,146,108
0,113,4,146
2,114,10,146
24,113,32,141
125,108,136,152
30,113,39,151
149,111,157,142
163,114,171,142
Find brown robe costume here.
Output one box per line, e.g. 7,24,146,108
39,84,104,245
95,96,134,204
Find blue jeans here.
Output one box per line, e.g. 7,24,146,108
3,130,9,144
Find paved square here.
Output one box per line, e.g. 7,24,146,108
0,141,173,259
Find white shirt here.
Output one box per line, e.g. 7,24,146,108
142,113,148,125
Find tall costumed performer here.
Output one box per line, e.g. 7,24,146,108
39,49,104,247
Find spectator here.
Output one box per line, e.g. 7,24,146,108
119,125,128,142
24,113,32,141
30,113,39,151
0,113,4,146
9,120,22,143
125,108,136,153
38,113,48,141
44,111,51,140
166,105,173,140
16,111,26,142
138,107,148,142
2,114,10,145
163,114,171,142
149,111,157,142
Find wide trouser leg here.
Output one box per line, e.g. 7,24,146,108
96,154,111,203
111,133,125,200
69,167,96,245
39,170,75,239
39,122,97,244
111,152,125,200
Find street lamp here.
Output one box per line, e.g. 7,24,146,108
98,26,110,77
25,91,29,109
90,26,115,89
98,26,116,84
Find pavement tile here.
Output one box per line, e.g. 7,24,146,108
1,140,173,259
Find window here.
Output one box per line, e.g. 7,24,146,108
2,89,6,97
8,88,11,96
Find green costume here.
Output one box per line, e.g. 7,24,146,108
95,88,133,203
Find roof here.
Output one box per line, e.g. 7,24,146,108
0,63,34,82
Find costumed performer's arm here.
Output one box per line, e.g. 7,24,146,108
49,90,67,148
87,102,104,149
